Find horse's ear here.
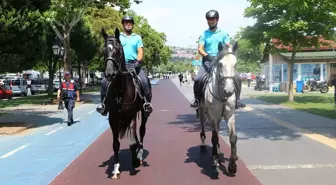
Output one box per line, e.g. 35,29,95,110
115,28,120,40
101,28,108,40
232,41,238,52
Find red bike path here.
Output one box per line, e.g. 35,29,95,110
50,79,261,185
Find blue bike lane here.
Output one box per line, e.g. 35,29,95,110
0,79,160,185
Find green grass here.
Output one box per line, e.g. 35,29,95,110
0,94,56,109
252,93,336,119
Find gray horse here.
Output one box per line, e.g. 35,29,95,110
198,42,239,175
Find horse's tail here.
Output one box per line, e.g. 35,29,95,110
118,118,133,139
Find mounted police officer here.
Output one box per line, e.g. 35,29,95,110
190,9,246,109
96,15,153,116
57,72,80,126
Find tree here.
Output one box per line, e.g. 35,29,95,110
127,10,172,69
244,0,336,101
84,6,123,71
0,0,51,73
71,17,100,91
45,0,142,72
233,27,264,73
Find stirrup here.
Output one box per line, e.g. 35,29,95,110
190,99,199,108
143,102,153,112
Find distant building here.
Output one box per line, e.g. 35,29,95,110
260,38,336,91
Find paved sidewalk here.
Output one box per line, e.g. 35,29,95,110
172,77,336,185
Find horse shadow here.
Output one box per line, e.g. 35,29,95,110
98,148,150,178
184,145,235,179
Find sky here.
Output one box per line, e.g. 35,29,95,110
131,0,256,47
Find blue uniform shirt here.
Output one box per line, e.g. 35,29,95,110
198,28,230,56
119,32,143,63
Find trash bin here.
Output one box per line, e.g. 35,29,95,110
296,81,303,93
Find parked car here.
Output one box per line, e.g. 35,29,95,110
3,78,28,96
30,78,49,95
0,85,13,100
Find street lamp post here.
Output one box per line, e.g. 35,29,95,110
52,43,65,110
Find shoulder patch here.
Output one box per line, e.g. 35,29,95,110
62,79,66,82
70,79,74,83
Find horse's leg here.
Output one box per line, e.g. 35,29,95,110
138,109,148,165
199,106,206,152
129,116,141,168
211,118,221,169
224,108,238,174
111,121,121,179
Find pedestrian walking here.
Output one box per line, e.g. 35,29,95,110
57,72,80,126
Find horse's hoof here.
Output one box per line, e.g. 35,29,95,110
200,145,206,152
212,161,220,167
132,158,141,168
111,173,120,180
228,162,237,174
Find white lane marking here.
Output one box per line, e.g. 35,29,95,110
87,110,95,114
247,164,336,170
45,127,63,136
0,143,31,158
74,118,81,121
158,109,172,111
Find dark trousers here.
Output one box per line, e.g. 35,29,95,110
64,99,75,122
247,79,251,87
135,67,150,95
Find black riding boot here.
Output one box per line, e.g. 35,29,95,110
234,85,246,109
96,97,108,116
234,74,246,109
190,81,200,108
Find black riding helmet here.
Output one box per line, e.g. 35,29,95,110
205,10,219,19
121,15,135,24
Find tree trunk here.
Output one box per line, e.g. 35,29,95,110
63,25,71,73
47,56,56,96
287,62,294,101
78,60,82,95
287,48,297,102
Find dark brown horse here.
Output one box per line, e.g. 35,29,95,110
101,27,152,180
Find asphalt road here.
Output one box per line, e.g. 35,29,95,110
50,78,260,185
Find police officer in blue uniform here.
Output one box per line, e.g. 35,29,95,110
190,9,246,109
57,72,80,126
97,15,152,116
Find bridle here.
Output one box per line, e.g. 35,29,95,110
208,51,237,102
104,37,123,81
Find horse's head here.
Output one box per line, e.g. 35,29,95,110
101,28,125,80
216,42,238,96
